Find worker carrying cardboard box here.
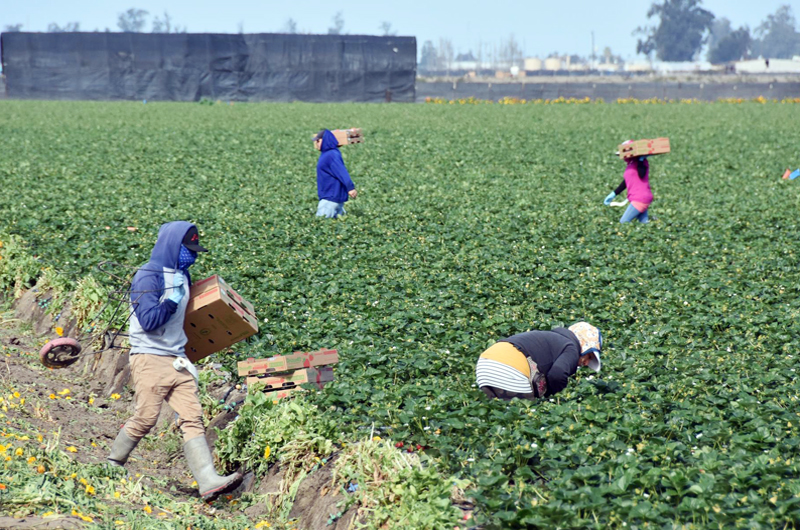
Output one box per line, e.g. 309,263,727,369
603,138,669,224
313,129,358,218
106,221,242,501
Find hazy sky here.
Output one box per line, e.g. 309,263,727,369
2,0,797,61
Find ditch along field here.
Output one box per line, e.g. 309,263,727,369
1,99,800,529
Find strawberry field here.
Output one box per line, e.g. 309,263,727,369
2,99,800,528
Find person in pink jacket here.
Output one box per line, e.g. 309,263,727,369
603,141,653,224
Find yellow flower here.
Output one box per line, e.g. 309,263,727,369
27,456,36,464
12,392,20,399
49,394,57,400
144,505,152,514
85,484,95,495
66,446,77,453
19,398,24,406
115,521,124,525
88,397,94,405
114,491,121,499
372,436,382,442
42,512,54,517
158,512,167,517
110,394,121,400
37,435,43,443
263,446,271,459
79,478,88,485
55,327,64,337
15,447,23,456
57,388,70,396
255,522,272,529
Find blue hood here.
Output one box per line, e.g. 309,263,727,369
320,129,339,152
150,221,195,269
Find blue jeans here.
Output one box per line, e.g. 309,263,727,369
316,199,346,218
620,204,649,224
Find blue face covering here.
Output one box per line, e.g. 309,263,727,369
178,245,197,270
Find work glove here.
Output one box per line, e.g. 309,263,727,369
604,192,616,206
168,273,185,304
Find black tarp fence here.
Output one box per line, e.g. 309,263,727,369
417,81,800,102
0,32,416,102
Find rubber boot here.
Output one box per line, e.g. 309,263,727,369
183,436,243,502
107,428,139,467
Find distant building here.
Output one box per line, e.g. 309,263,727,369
524,57,543,71
735,57,800,74
453,52,478,72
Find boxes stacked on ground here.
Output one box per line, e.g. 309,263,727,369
183,275,258,363
238,349,339,402
618,138,670,159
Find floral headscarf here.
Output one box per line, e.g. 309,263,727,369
568,322,602,372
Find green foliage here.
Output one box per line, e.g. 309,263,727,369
3,100,800,527
0,233,41,298
753,5,800,59
637,0,715,61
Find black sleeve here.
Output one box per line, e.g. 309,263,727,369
613,180,627,195
545,344,580,396
637,159,648,179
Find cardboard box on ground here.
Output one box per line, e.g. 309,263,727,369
618,138,670,159
184,275,258,363
239,349,339,403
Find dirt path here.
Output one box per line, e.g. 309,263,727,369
0,308,248,528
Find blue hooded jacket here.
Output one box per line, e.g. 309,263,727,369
129,221,194,335
317,130,355,204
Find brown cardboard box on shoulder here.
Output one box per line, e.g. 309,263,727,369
332,128,364,146
618,138,670,159
184,275,258,363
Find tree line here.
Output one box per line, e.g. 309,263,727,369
3,1,799,64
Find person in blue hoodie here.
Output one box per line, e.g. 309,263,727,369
314,129,357,218
106,221,242,502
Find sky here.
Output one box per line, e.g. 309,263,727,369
2,0,798,61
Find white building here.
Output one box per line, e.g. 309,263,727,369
735,57,800,74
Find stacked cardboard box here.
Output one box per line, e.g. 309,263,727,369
618,138,670,159
184,275,258,363
239,349,339,402
332,128,364,146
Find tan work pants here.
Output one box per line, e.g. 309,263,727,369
124,354,205,443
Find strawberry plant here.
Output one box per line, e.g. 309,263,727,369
3,100,800,527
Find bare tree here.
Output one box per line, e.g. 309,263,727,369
3,23,24,32
283,18,298,34
437,38,454,72
328,12,344,35
379,21,396,36
499,34,523,68
117,8,149,33
151,13,168,33
47,22,80,32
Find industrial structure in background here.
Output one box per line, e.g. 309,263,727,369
0,32,416,102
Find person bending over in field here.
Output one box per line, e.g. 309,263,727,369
603,141,653,224
106,221,242,502
314,129,357,218
475,322,602,400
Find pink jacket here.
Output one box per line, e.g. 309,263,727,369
624,159,653,207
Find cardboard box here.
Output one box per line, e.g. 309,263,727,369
191,275,256,317
245,366,334,389
618,138,670,159
332,128,364,146
184,276,259,362
237,349,338,377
